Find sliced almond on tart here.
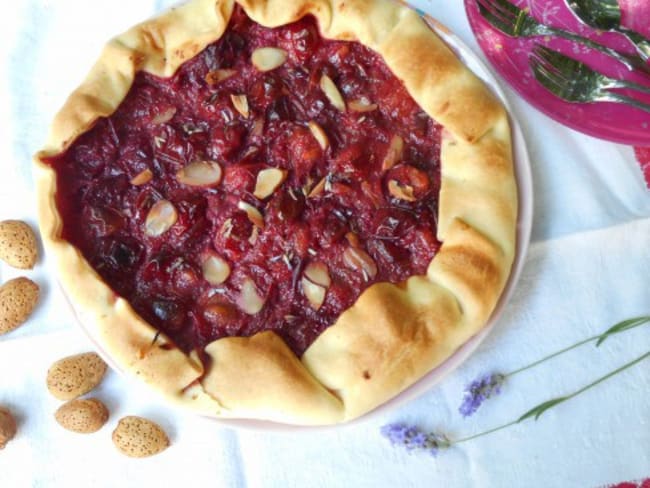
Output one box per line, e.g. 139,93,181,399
230,94,250,118
308,121,329,150
237,277,265,315
304,261,331,288
343,247,377,280
237,201,265,229
301,278,327,310
254,168,287,199
205,69,236,85
382,135,404,171
201,255,231,285
251,47,287,72
151,107,176,125
349,98,378,112
145,200,177,237
130,168,153,186
176,161,222,187
388,180,417,202
319,74,346,111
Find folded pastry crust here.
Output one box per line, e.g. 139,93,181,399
34,0,518,425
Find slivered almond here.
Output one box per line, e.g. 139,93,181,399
343,247,377,280
308,121,329,150
304,261,331,288
145,200,177,237
388,180,417,202
319,74,346,111
230,94,250,118
254,168,287,199
151,107,176,125
301,278,327,310
251,47,287,72
345,232,361,248
349,99,378,112
308,175,327,198
130,168,153,186
238,201,265,229
251,117,264,137
382,135,404,171
237,277,265,314
221,218,234,238
176,161,222,187
201,255,231,285
248,226,259,245
205,69,236,85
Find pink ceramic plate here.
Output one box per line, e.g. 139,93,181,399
466,0,650,145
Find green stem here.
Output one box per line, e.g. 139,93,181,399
453,420,519,444
566,350,650,401
453,350,649,445
505,335,597,377
504,316,649,378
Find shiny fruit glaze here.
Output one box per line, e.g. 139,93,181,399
46,7,442,356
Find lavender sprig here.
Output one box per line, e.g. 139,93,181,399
458,316,649,416
458,373,505,417
380,424,450,457
383,350,650,456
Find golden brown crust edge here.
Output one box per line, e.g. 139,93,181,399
34,0,517,425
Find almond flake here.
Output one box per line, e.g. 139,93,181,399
130,168,153,186
343,247,377,279
201,255,231,285
301,278,327,310
176,161,223,187
248,226,259,245
221,218,234,238
151,107,176,125
308,175,328,198
251,118,264,137
237,277,265,315
308,121,329,150
251,47,287,72
345,232,361,248
254,168,287,199
230,94,250,118
153,136,166,148
238,201,265,229
145,200,177,237
319,74,346,111
304,261,331,288
205,69,236,85
382,135,404,171
349,99,378,112
388,180,417,202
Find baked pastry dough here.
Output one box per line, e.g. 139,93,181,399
34,0,517,425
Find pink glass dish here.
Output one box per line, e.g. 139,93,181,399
465,0,650,145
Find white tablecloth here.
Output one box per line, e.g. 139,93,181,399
1,1,649,487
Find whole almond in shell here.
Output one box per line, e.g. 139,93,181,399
0,407,17,449
112,416,170,458
55,398,109,434
0,277,39,335
0,220,38,269
46,352,107,400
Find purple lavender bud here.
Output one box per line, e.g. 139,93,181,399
459,372,505,417
380,423,450,457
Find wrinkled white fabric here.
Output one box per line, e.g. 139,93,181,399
0,1,648,487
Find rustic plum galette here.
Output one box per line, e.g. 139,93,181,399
35,0,517,424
